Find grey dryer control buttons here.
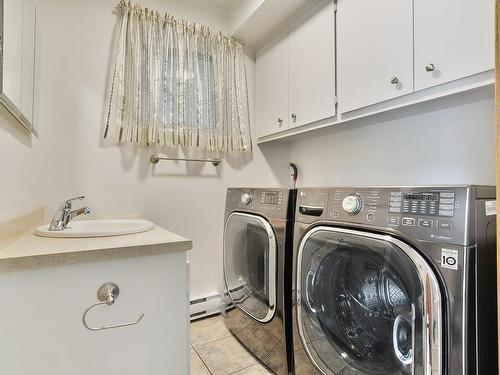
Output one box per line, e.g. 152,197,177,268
367,213,375,222
438,192,455,217
438,221,453,230
241,193,253,205
342,194,363,215
440,198,454,204
402,218,416,226
418,219,433,228
440,192,455,198
261,191,283,205
388,217,400,225
389,192,402,213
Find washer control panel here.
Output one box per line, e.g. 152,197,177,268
296,187,471,246
389,191,455,217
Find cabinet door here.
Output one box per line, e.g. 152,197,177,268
256,32,289,138
0,252,188,375
337,0,414,113
415,0,494,91
288,0,336,128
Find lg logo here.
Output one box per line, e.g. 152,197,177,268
441,249,459,270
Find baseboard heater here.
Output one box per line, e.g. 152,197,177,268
190,292,225,321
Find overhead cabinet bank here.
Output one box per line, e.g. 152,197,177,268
255,0,494,139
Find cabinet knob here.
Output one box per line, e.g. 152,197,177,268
390,76,400,85
425,63,436,72
277,118,283,126
291,113,297,120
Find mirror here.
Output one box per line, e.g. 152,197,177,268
0,0,36,135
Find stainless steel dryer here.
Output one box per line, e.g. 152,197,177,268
223,188,296,374
292,186,497,375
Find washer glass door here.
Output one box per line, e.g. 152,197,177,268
224,212,277,322
297,227,442,375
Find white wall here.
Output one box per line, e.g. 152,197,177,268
0,110,39,221
287,86,495,187
35,0,290,298
228,0,266,33
0,93,76,223
0,1,81,222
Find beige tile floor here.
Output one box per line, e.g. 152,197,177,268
191,314,273,375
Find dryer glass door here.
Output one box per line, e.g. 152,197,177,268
224,213,277,322
297,227,442,375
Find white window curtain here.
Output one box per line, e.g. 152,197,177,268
104,1,252,152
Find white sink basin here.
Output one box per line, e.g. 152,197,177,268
35,219,155,238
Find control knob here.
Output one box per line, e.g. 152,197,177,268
342,194,363,215
241,193,253,205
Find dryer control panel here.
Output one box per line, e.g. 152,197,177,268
260,191,284,205
225,188,291,220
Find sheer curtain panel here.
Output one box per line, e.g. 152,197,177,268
104,1,252,152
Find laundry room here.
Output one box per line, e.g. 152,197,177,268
0,0,497,374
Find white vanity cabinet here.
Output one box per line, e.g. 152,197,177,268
336,0,414,113
0,250,189,375
414,0,494,91
255,0,336,137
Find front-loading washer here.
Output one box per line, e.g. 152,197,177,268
223,188,296,374
292,186,497,375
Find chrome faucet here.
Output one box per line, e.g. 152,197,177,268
49,196,91,231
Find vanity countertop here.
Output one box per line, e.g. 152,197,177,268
0,217,192,271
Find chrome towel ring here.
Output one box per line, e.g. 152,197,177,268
82,282,145,331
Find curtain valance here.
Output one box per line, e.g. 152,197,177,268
104,0,252,152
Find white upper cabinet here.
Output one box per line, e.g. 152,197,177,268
255,0,494,141
337,0,414,113
256,31,289,138
256,0,336,138
288,0,336,128
415,0,494,91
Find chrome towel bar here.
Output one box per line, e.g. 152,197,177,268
150,154,221,167
82,282,145,331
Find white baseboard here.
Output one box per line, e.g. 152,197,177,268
190,292,223,321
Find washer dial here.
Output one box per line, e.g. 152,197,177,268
241,193,253,205
342,194,363,215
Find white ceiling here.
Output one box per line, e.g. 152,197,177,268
203,0,235,8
